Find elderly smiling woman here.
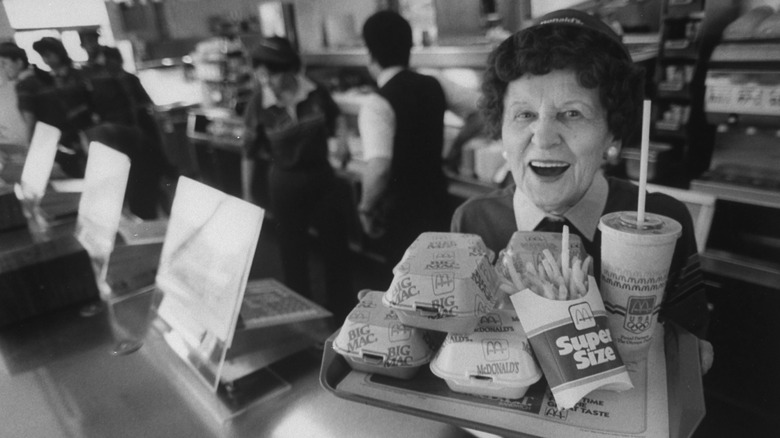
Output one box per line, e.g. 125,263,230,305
451,9,713,373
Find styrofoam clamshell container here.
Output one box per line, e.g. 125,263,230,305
393,232,495,276
332,291,436,379
383,243,500,333
430,309,542,399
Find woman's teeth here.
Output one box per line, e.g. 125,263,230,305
529,161,570,177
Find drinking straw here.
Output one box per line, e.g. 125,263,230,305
561,224,570,283
637,99,651,226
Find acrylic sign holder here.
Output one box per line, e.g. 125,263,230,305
75,142,132,298
147,176,288,422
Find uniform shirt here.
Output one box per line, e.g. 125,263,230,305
0,78,29,145
358,66,402,161
451,173,710,338
358,68,481,162
50,66,94,132
15,68,49,117
243,75,340,171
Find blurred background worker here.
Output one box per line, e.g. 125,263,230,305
357,10,450,268
31,37,93,178
0,42,31,148
27,35,169,218
0,42,55,148
242,37,354,320
83,46,170,219
78,28,108,71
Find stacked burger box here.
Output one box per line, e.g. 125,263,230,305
333,232,544,398
332,290,437,380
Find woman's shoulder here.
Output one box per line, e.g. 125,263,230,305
452,185,515,252
453,185,514,224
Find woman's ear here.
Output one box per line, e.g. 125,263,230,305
604,145,620,161
603,135,621,161
365,56,377,78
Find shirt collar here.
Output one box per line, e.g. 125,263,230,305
261,74,316,109
513,171,608,241
376,66,404,88
17,68,33,81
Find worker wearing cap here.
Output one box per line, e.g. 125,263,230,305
31,37,93,177
78,28,108,70
242,36,353,319
0,42,34,146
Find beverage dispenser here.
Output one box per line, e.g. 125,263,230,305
691,36,780,288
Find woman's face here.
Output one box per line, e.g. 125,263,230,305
40,52,63,70
0,58,24,80
0,57,24,80
501,69,619,214
254,65,296,97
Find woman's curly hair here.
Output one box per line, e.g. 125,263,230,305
481,24,645,145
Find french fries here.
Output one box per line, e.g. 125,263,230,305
503,226,592,301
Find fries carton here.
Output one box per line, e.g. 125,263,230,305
393,232,495,276
430,309,543,399
333,291,436,379
384,246,499,333
509,276,633,409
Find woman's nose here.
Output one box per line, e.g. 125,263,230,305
530,117,562,149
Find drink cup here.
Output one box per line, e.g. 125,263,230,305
598,211,681,362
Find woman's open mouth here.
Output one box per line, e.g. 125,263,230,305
529,161,570,178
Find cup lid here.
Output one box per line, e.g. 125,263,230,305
599,211,682,241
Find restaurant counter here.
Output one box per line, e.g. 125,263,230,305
0,241,474,438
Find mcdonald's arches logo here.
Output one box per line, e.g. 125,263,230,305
388,323,412,342
349,310,370,322
432,272,456,295
627,296,655,316
569,302,596,330
482,339,510,361
479,313,501,325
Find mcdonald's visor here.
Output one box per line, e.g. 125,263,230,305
384,244,500,334
333,291,438,380
430,309,542,399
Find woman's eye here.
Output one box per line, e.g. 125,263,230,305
514,111,535,120
561,110,582,119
